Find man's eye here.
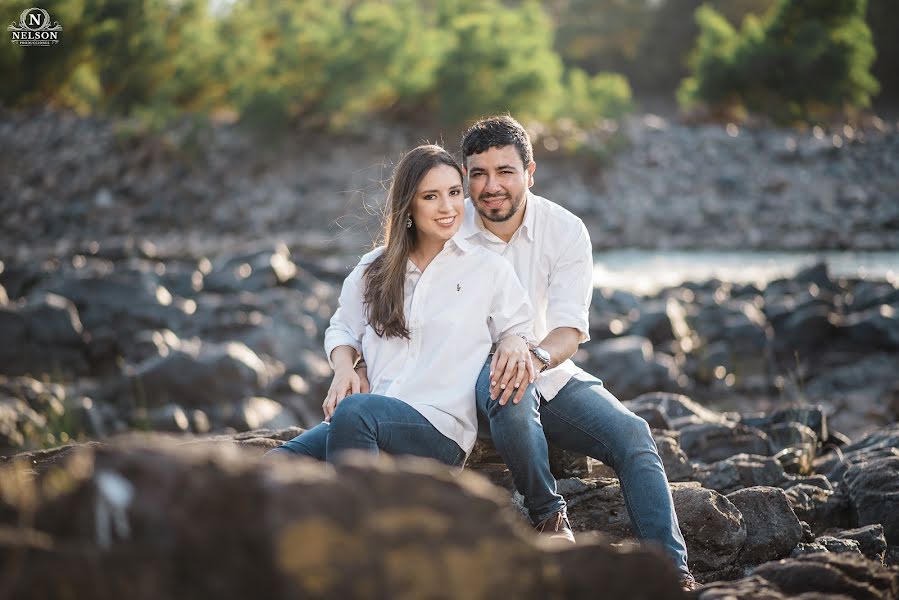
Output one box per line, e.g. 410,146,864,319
450,189,460,196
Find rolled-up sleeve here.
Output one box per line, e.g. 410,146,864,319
323,261,368,369
488,258,535,343
546,222,592,342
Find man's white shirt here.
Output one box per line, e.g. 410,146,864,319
324,235,534,454
459,192,593,400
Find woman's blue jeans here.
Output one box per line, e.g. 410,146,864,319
267,393,465,468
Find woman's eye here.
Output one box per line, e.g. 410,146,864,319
423,194,435,200
450,189,460,196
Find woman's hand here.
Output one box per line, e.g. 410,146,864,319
490,335,536,405
322,367,362,421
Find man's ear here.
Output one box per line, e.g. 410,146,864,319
526,161,536,188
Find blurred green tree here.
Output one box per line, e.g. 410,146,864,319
1,0,634,132
679,0,880,121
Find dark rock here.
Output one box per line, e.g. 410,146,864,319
750,552,899,600
582,336,682,399
784,484,851,533
794,262,837,291
679,422,771,463
23,292,84,345
672,484,746,572
843,303,899,350
742,406,829,446
771,302,839,356
844,456,899,544
694,454,788,494
547,444,593,479
203,246,298,293
653,433,694,482
694,574,788,599
814,422,899,481
727,486,803,565
792,536,862,558
213,397,297,432
128,342,271,409
626,298,691,347
625,392,727,430
849,281,899,312
0,438,686,600
803,355,898,437
569,480,747,573
144,404,191,433
833,524,888,564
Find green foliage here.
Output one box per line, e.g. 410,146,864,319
563,68,634,126
679,0,880,121
432,0,565,124
0,0,632,133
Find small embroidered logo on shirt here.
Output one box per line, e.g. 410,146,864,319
456,283,461,292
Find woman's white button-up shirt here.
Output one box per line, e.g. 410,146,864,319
324,234,534,454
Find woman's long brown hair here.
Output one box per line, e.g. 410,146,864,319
363,145,463,339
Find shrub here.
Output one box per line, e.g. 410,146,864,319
679,0,879,122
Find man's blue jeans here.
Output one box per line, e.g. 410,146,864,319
475,358,690,576
266,393,465,467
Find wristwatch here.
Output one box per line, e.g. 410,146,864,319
530,346,551,372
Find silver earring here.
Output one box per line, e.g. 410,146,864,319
406,215,413,229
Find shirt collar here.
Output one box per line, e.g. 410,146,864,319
406,232,473,273
460,192,536,243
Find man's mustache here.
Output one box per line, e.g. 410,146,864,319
478,192,510,201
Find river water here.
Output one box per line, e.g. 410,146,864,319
594,250,899,295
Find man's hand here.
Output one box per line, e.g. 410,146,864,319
322,367,362,421
490,335,535,405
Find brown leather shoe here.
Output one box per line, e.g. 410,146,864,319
534,510,575,543
680,574,701,592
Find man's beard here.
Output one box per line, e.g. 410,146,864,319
476,190,525,223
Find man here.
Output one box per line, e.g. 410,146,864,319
459,115,697,591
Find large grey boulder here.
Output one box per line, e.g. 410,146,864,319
727,486,803,565
673,484,746,573
127,342,272,409
582,336,682,399
566,480,747,573
749,552,899,600
0,437,686,600
843,456,899,544
1,293,90,376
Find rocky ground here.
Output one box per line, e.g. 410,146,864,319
1,108,898,261
1,108,898,597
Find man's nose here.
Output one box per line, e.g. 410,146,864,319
484,175,502,193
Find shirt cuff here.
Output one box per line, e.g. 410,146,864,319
546,305,590,343
323,330,363,370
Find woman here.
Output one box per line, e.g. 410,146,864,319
269,145,534,467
